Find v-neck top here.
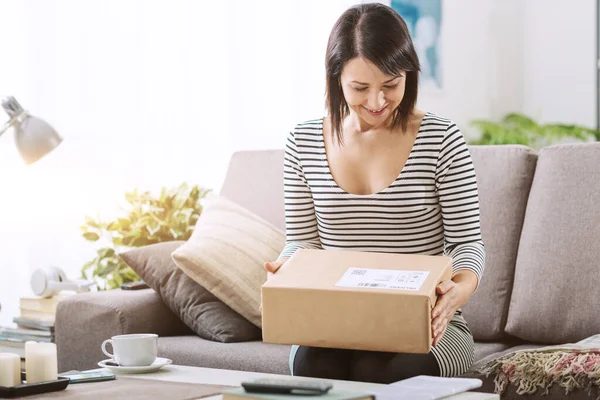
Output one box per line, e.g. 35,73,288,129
279,112,485,283
321,112,430,197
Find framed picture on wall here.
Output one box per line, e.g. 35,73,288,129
365,0,443,90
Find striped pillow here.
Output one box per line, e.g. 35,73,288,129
172,195,285,328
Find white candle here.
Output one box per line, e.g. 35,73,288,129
25,342,57,384
0,353,21,387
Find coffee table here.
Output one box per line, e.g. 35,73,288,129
94,364,499,400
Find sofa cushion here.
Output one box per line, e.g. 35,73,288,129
473,342,513,363
461,145,538,341
158,336,292,375
120,241,262,343
220,150,285,231
505,143,600,343
172,195,286,328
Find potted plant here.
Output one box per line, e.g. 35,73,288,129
468,113,600,149
80,183,211,290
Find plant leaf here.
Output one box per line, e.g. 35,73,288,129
118,218,131,229
84,216,100,228
83,232,100,241
106,221,120,231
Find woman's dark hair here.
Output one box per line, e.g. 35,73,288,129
325,3,420,143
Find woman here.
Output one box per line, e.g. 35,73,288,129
264,3,485,384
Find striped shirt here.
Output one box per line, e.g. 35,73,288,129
279,112,485,284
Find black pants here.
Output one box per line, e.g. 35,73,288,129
292,346,440,384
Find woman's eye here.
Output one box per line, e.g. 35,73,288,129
353,83,398,92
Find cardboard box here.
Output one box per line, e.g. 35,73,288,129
261,249,452,354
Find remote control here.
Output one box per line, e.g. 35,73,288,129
121,281,150,290
241,378,333,395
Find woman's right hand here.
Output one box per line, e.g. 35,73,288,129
264,258,288,277
260,257,289,313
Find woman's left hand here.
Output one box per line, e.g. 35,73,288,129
431,280,462,347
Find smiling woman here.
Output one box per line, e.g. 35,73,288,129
325,4,420,144
263,2,485,384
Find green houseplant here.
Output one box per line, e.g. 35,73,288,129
468,113,600,149
80,183,211,290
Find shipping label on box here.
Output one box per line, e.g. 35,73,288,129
335,268,430,291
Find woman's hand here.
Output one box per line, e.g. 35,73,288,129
259,257,289,313
431,270,478,346
264,258,287,275
431,280,460,346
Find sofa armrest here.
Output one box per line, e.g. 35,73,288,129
56,288,192,372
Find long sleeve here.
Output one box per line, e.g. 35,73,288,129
435,122,486,287
279,129,323,259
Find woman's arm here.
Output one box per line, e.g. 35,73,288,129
431,121,486,345
278,128,323,259
435,122,485,291
262,128,323,308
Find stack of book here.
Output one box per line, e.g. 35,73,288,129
18,294,71,324
0,324,54,357
0,294,71,361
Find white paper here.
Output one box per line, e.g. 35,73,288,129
335,268,430,291
371,375,483,400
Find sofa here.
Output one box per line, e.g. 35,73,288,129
56,143,600,399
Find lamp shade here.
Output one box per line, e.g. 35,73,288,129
14,115,63,165
1,96,62,165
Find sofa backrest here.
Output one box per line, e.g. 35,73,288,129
462,145,538,341
220,150,285,231
504,143,600,344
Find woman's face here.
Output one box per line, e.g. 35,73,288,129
340,57,406,128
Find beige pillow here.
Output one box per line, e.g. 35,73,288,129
171,195,286,328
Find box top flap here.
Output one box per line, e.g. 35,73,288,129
264,249,452,297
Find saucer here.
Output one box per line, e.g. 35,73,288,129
98,357,173,374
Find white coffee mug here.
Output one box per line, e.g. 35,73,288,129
101,333,158,366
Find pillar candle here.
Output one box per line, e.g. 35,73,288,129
0,353,21,387
25,342,57,384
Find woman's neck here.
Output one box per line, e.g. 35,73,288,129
344,111,393,136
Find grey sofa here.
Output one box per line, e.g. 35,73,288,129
56,143,600,398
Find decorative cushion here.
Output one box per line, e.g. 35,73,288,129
219,150,285,231
172,195,286,328
120,241,261,343
462,145,538,340
505,143,600,343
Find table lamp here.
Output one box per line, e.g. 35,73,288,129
0,96,63,319
0,96,62,164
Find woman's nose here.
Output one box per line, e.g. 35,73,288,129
367,90,386,110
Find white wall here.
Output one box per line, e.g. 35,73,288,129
522,0,597,127
418,0,525,136
226,0,353,150
0,0,596,326
420,0,597,133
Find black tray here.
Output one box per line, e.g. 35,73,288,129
0,373,70,398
